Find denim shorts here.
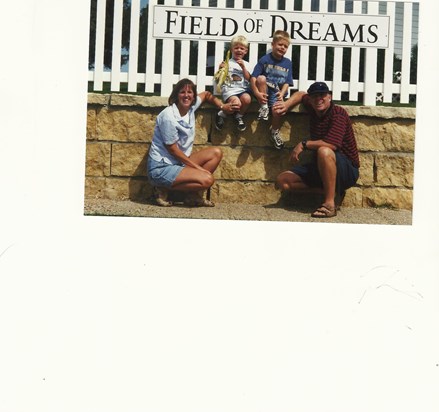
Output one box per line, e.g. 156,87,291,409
147,157,184,188
291,151,359,195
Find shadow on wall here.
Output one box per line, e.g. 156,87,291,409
128,147,152,203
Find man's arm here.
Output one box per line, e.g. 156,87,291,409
289,139,337,163
272,90,306,116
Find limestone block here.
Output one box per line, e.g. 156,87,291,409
111,143,149,177
210,112,308,148
87,109,97,140
210,181,280,204
357,153,375,186
85,142,111,177
96,107,157,142
84,176,152,201
84,176,106,199
126,178,153,201
215,146,291,181
87,93,110,106
342,187,363,207
353,118,415,152
363,187,413,210
193,111,209,144
110,94,167,108
375,154,414,187
344,105,416,120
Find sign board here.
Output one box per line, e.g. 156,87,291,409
153,6,390,48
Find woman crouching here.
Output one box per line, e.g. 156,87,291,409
147,79,233,207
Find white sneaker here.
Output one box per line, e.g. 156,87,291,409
257,105,269,121
270,129,284,150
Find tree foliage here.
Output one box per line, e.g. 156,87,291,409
88,0,132,70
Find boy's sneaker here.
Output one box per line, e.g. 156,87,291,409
257,105,269,121
235,116,246,131
215,113,225,131
270,129,284,150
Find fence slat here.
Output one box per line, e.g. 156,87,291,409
298,0,311,92
315,0,328,82
110,0,123,91
127,0,141,92
330,1,345,100
400,2,413,103
93,0,107,91
195,0,210,91
363,2,379,105
347,1,362,101
212,0,227,95
145,0,157,93
383,2,396,103
161,39,176,96
176,0,192,83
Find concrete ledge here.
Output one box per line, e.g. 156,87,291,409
88,93,416,119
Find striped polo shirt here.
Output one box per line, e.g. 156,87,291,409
302,95,360,168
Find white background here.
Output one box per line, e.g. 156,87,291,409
0,1,438,411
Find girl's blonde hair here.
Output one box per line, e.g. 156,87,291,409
230,35,249,49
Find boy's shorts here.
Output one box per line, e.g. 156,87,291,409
147,157,184,188
291,151,359,195
224,89,252,101
267,83,289,107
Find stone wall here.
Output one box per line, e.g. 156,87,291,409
85,93,416,210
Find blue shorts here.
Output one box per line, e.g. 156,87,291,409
291,151,359,195
147,157,184,188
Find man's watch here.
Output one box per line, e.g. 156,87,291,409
301,139,308,150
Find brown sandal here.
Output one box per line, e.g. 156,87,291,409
311,204,337,218
184,192,215,207
154,187,172,207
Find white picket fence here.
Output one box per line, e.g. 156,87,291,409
88,0,419,106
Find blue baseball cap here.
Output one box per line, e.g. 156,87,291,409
307,82,331,95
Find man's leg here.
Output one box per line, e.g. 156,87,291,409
275,170,309,191
315,146,337,211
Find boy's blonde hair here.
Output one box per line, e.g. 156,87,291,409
230,35,249,49
272,30,291,44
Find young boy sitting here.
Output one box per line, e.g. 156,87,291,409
215,35,253,132
250,30,294,149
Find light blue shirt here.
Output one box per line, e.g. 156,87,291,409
149,96,202,165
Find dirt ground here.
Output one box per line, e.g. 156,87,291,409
84,198,413,226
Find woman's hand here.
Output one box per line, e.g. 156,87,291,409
221,101,237,114
194,163,212,175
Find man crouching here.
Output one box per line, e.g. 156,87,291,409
273,82,360,218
